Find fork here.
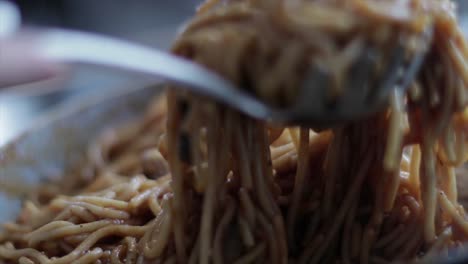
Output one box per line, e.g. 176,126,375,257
0,2,425,127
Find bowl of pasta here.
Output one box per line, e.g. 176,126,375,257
1,0,468,263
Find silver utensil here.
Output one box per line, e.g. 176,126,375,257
0,1,425,127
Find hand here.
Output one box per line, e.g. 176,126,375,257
0,37,63,89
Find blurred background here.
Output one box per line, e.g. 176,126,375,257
0,0,202,146
0,0,467,146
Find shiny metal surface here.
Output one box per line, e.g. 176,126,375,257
3,21,426,127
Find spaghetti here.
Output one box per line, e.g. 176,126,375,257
1,0,468,263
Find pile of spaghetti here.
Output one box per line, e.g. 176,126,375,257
1,0,468,263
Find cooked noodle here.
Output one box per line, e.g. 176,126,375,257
1,0,468,263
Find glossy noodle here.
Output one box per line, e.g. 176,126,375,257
1,0,468,263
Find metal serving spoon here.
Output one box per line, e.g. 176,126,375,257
0,1,425,127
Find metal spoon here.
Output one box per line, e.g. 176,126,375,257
0,2,425,127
